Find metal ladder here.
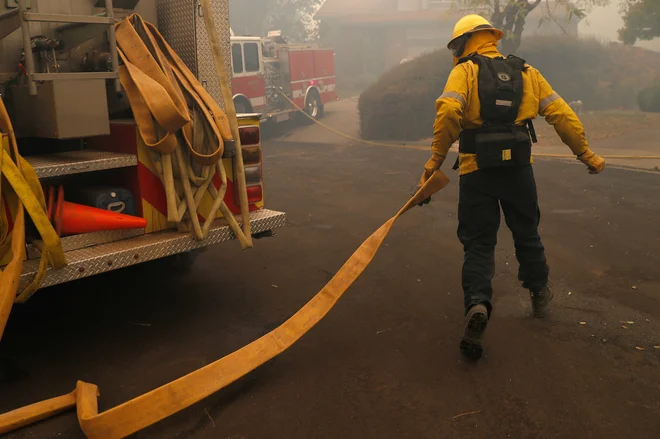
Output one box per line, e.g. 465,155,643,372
17,0,120,95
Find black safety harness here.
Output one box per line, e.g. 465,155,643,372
452,53,537,170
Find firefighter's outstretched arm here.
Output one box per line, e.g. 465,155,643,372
536,71,605,174
420,65,468,186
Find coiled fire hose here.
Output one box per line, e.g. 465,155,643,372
1,10,256,340
115,13,252,247
199,0,253,244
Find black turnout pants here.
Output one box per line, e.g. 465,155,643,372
458,165,549,315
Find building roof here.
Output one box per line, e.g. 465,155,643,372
338,9,448,25
315,0,393,19
315,0,456,25
315,0,575,26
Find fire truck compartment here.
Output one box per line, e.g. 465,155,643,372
287,50,316,82
313,50,335,78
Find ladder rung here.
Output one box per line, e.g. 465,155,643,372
23,12,115,25
32,72,119,81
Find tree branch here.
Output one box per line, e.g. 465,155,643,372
491,0,504,28
527,0,543,11
545,0,570,36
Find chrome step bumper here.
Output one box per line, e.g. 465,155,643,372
25,150,137,179
20,209,286,290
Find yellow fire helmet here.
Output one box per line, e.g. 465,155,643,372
447,14,504,56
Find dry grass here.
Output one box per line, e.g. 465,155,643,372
535,111,660,144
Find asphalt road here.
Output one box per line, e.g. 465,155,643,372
2,113,660,438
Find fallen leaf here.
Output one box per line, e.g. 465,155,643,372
621,325,629,329
635,346,645,351
579,322,587,325
632,286,637,290
452,410,481,420
654,346,660,350
271,285,278,288
568,292,573,296
626,321,635,325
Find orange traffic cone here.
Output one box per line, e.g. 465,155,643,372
49,186,146,236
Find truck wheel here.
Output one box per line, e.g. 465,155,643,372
304,91,324,120
233,97,252,115
156,248,206,276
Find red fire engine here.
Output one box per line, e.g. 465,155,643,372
230,31,337,123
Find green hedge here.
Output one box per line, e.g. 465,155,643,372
637,87,660,112
359,51,453,141
359,37,660,141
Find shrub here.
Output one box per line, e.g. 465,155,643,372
359,50,453,141
637,87,660,112
359,37,660,141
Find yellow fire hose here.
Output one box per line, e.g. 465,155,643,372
0,10,444,439
0,170,450,438
2,10,256,339
115,14,252,246
0,98,67,338
200,0,253,245
2,7,660,438
276,89,660,161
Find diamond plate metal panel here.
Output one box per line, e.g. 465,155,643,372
156,0,198,74
26,150,137,179
19,209,286,290
26,229,145,260
195,0,231,108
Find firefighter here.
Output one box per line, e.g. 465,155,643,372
416,15,605,360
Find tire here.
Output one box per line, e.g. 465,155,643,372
304,91,324,120
233,97,251,115
154,248,206,276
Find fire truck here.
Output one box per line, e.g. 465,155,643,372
230,30,338,123
0,0,286,335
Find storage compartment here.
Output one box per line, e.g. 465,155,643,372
287,50,315,82
313,49,335,78
9,79,110,139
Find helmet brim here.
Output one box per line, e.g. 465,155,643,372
447,26,504,50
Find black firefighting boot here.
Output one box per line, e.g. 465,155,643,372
460,304,489,360
530,284,554,318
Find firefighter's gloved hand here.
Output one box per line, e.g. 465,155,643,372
416,154,445,207
577,149,605,174
412,184,431,206
420,153,446,184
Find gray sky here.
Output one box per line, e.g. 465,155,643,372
580,2,660,51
